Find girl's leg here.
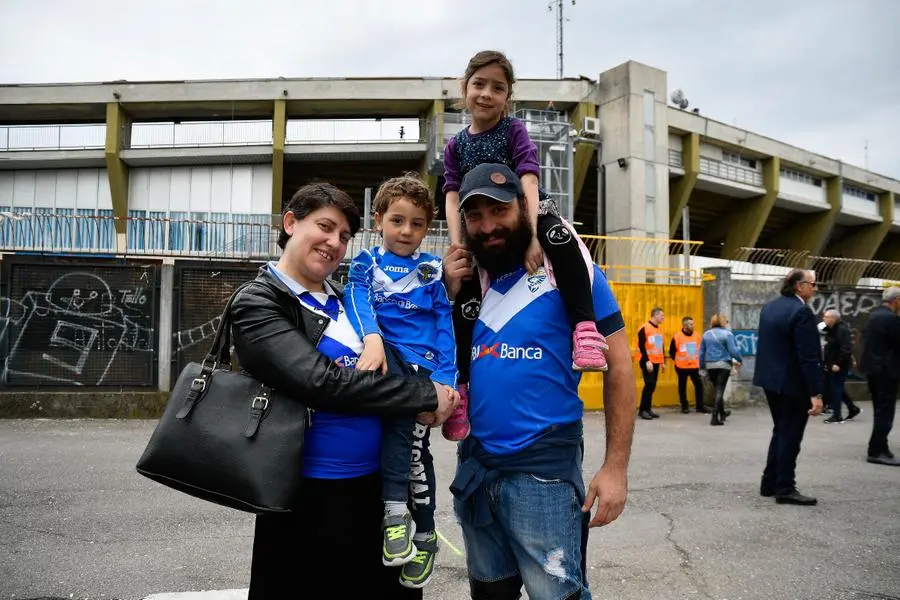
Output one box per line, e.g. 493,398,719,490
535,213,607,372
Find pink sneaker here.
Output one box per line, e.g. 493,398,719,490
572,321,609,372
442,383,471,441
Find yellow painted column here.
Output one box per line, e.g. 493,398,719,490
272,99,287,215
104,103,131,244
570,102,598,208
668,133,699,236
722,156,780,259
419,100,445,198
827,191,894,260
771,176,841,254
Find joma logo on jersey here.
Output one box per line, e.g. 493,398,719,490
383,265,410,274
472,343,544,361
417,263,437,284
335,355,360,367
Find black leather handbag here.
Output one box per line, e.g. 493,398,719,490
136,282,309,514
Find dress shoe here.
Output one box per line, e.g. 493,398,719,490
867,454,900,466
709,418,723,426
638,410,654,420
649,410,661,419
775,491,817,505
681,406,690,414
760,486,775,498
697,406,713,414
846,405,862,420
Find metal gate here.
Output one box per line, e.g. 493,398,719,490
1,259,158,387
173,264,259,382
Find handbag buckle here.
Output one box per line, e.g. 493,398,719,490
251,396,269,411
201,358,218,372
191,377,207,393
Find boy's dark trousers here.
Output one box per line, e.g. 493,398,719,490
380,350,437,533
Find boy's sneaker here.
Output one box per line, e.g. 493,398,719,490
400,531,439,589
442,383,470,441
382,512,417,566
572,321,609,372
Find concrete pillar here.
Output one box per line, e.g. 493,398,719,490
722,157,780,259
570,101,598,207
104,102,132,247
827,191,894,260
702,267,733,329
669,133,699,236
157,261,175,392
597,61,669,281
419,99,445,198
771,176,841,255
272,99,287,215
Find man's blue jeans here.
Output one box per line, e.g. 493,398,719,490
454,471,591,599
825,370,847,419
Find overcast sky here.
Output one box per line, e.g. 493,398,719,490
2,0,898,178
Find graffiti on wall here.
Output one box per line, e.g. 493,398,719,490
732,330,758,356
0,270,157,386
808,289,881,319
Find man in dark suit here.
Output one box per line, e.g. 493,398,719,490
753,269,824,505
860,287,900,466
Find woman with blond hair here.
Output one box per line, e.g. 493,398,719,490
700,314,744,426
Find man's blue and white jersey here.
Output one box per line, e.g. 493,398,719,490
469,264,624,455
345,246,457,387
266,262,381,479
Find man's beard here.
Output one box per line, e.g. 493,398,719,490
463,209,534,277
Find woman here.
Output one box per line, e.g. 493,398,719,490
700,313,743,426
229,183,456,598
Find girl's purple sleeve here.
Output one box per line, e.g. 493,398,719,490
442,137,461,193
508,118,541,179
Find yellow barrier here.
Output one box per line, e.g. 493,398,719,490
579,281,705,410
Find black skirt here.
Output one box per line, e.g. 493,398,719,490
248,472,424,599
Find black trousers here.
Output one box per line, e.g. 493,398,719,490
675,367,704,410
761,391,810,496
707,368,730,417
453,213,595,385
866,375,898,457
639,363,660,412
248,473,422,599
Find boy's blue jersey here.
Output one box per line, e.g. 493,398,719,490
469,264,624,455
345,246,457,387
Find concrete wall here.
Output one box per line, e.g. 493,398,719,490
705,269,883,406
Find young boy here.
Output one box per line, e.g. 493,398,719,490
344,174,457,589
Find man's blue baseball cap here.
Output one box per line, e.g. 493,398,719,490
458,163,523,211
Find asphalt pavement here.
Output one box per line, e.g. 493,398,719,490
1,404,898,600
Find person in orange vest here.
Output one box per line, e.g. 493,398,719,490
669,316,711,415
637,307,665,420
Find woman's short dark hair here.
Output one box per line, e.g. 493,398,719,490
780,269,807,297
277,183,361,250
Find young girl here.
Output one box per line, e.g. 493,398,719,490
441,49,609,442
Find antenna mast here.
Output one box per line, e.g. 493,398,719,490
549,0,575,79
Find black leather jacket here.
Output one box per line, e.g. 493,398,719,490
230,267,438,415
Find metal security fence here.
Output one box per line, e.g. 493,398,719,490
173,265,259,381
1,259,158,387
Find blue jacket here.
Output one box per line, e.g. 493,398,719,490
752,294,823,398
344,246,457,387
699,327,743,369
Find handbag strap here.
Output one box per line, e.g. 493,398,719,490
176,280,258,420
205,280,257,370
